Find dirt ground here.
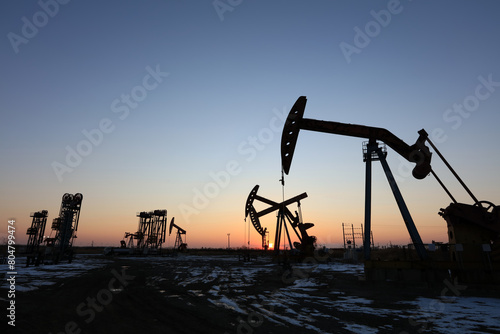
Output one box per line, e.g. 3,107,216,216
3,253,500,334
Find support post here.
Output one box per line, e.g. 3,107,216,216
375,147,428,260
274,211,282,255
342,223,346,249
283,212,294,251
363,141,375,260
352,224,356,249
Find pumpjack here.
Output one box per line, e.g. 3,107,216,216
281,96,499,282
169,218,187,251
245,185,316,256
122,210,168,254
25,210,48,266
45,193,83,264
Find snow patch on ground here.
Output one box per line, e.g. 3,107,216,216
0,255,111,292
401,296,500,334
109,255,500,333
208,295,247,314
343,322,379,334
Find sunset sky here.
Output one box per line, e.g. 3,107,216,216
1,1,499,249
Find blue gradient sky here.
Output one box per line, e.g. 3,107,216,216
1,1,499,248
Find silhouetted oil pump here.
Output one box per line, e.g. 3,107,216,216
25,210,48,266
245,185,316,256
169,218,187,251
122,210,168,253
281,96,430,260
45,193,83,263
281,96,500,283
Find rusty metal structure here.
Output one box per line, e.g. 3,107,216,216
122,210,168,254
245,185,316,256
169,218,187,251
25,210,48,266
281,96,499,282
45,193,83,263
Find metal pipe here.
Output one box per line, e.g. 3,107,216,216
426,137,479,204
430,169,457,204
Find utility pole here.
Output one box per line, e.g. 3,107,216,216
227,233,230,249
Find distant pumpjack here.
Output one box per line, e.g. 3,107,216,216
147,210,168,250
169,218,187,251
45,193,83,263
123,210,168,254
244,186,269,250
25,210,48,266
245,185,316,256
